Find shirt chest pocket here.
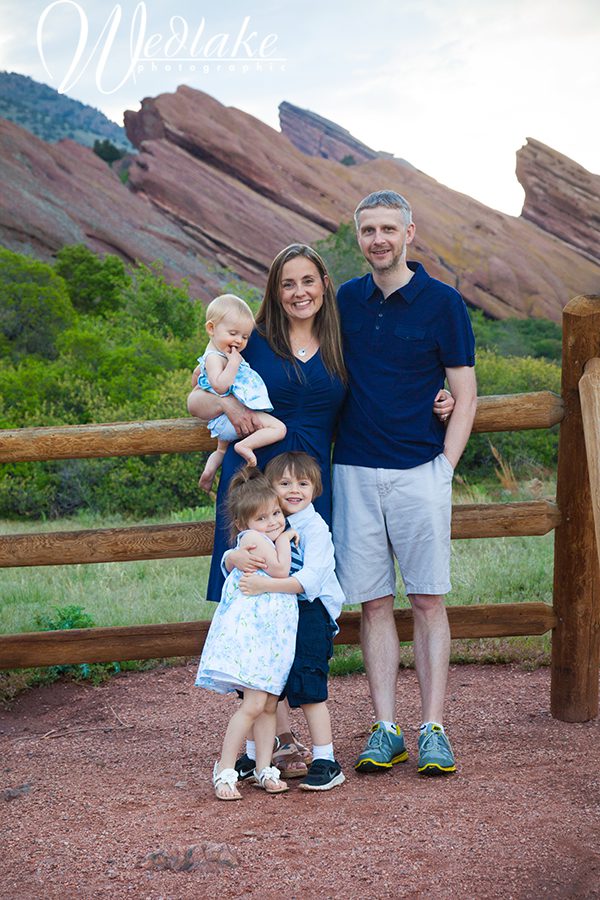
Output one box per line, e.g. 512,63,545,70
392,325,435,367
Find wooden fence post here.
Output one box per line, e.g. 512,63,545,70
551,296,600,722
579,359,600,571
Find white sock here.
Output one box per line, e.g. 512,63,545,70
246,740,256,758
312,742,335,762
378,720,398,734
420,721,444,733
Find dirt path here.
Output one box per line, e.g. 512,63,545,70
1,663,599,899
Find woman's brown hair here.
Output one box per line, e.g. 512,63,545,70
255,244,347,384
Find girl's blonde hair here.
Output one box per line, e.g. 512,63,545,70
205,294,255,328
226,466,280,541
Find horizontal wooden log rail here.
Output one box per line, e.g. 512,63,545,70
0,500,560,568
0,603,556,669
0,391,563,464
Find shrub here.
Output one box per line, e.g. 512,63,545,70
0,249,76,360
54,244,128,316
459,349,561,478
34,605,121,684
93,139,126,164
470,309,562,362
120,261,200,340
314,222,368,289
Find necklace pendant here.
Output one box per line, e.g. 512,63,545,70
297,347,307,357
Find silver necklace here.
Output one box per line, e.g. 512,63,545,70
293,337,314,358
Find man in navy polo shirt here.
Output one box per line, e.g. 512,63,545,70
332,190,477,776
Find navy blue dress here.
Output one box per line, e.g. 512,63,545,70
206,330,346,602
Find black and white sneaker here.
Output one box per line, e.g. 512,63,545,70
234,753,256,782
298,758,345,791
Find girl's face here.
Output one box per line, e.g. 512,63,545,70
278,257,327,324
241,500,286,541
207,312,253,354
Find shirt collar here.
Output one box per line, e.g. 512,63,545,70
286,503,315,528
363,261,429,306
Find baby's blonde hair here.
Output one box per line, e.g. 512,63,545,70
205,294,255,329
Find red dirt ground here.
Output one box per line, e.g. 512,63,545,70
1,663,599,899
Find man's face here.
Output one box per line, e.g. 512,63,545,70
356,207,415,274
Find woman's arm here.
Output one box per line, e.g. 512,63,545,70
434,388,455,421
187,387,263,436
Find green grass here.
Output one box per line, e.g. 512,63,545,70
0,507,216,635
0,481,556,698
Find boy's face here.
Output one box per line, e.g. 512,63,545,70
271,467,314,515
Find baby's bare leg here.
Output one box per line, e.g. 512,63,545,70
199,439,228,492
187,386,222,421
234,413,286,467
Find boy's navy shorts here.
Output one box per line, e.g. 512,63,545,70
283,598,335,708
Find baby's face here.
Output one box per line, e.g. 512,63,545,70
271,468,314,516
208,313,253,354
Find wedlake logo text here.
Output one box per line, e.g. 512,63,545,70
37,1,286,95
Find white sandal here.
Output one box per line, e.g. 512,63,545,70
213,762,242,801
253,765,288,794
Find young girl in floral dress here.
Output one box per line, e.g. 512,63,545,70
195,467,299,800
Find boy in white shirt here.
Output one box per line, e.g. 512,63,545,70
226,451,346,791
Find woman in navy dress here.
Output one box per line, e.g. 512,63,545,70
187,244,347,603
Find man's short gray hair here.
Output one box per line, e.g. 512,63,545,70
354,190,413,229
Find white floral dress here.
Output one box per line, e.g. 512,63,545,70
197,350,274,442
195,532,298,696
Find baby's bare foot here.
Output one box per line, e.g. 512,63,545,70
235,444,257,467
198,469,215,492
199,449,224,493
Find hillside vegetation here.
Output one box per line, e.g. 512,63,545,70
0,71,132,149
0,241,561,520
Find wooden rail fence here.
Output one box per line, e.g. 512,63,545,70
1,295,599,722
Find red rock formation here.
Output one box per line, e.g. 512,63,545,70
123,86,599,320
517,137,600,264
1,85,599,321
0,117,219,298
278,101,393,164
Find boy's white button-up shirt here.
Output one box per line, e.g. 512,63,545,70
287,503,345,632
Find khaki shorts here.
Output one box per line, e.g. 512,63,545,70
332,456,453,603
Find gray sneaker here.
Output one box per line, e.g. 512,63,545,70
354,723,408,773
417,724,456,775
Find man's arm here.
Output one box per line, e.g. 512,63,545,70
442,366,477,468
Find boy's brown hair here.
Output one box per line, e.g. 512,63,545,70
264,451,323,499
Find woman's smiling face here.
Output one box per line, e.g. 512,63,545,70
278,257,327,323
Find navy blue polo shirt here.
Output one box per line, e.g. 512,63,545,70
334,261,475,469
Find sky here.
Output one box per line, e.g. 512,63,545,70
1,0,599,215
